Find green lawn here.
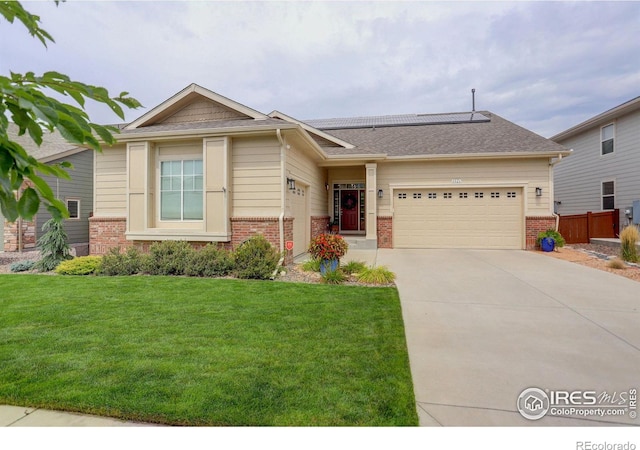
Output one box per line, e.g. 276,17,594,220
0,275,417,426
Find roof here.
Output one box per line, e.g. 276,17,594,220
305,112,490,130
551,96,640,142
119,117,287,135
6,123,83,162
311,112,568,157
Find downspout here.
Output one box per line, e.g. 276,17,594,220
276,129,286,266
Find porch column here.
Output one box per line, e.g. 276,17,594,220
365,163,377,241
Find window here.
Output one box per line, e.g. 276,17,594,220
413,192,422,199
491,192,500,198
474,192,484,199
66,198,80,219
602,181,615,210
398,193,407,199
160,159,203,220
459,192,468,199
507,192,517,198
443,192,452,199
428,192,437,199
601,124,614,155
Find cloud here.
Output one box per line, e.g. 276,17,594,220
1,1,638,137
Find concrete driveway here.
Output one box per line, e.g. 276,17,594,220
377,249,640,426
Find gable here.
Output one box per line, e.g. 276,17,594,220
159,99,250,125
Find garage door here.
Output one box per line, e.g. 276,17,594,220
394,187,523,249
290,185,309,257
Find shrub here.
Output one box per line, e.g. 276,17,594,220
10,260,36,273
620,225,639,263
35,218,72,272
300,258,321,272
342,260,367,275
357,266,396,285
536,229,565,248
321,268,346,285
234,235,281,280
185,244,234,277
143,240,194,276
56,256,102,275
308,234,349,260
99,247,144,276
607,258,626,270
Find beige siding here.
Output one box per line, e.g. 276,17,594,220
231,136,282,216
94,145,127,215
160,99,247,124
377,158,552,216
285,143,327,217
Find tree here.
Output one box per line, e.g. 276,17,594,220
0,1,141,222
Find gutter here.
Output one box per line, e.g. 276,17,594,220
549,152,569,231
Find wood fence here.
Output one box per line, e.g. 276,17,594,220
558,209,619,244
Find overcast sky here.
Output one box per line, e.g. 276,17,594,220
1,1,639,138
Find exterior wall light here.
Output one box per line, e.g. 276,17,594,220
287,178,296,190
535,187,542,197
377,189,383,198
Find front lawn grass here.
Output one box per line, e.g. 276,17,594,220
0,275,417,426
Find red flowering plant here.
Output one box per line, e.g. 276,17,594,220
308,233,349,261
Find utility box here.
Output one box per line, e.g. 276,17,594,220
634,200,640,225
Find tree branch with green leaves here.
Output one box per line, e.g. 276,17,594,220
0,1,141,222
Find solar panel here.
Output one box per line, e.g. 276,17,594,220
305,112,490,130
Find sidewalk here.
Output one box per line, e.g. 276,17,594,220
0,404,155,427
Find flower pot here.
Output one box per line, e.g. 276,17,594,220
320,259,339,275
541,237,555,252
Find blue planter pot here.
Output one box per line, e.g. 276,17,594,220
320,259,339,275
541,237,555,252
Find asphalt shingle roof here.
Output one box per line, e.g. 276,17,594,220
6,123,80,161
311,112,568,156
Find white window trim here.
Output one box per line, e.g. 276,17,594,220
601,179,616,211
600,123,615,156
157,153,204,223
66,198,80,220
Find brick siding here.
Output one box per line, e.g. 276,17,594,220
525,216,557,250
377,216,393,248
311,216,330,240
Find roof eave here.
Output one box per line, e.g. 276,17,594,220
385,150,573,161
269,110,356,149
551,96,640,142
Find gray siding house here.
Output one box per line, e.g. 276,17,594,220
2,124,93,254
552,96,640,229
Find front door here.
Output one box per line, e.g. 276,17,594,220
341,190,359,231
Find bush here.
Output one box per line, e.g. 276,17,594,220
234,235,281,280
56,256,102,275
185,244,234,277
10,260,36,273
342,260,367,275
35,218,72,272
536,229,565,248
607,258,626,270
300,258,321,272
308,234,349,260
357,266,396,285
620,225,639,263
143,241,194,276
99,247,144,276
321,268,346,285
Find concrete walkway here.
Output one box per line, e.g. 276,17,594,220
377,249,640,426
0,404,152,427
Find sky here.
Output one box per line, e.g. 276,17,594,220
1,0,639,138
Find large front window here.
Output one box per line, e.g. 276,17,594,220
160,159,203,220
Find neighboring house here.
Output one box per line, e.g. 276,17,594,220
2,124,93,254
89,83,569,263
552,96,640,230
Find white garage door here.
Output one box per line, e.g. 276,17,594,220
290,186,309,257
394,187,523,249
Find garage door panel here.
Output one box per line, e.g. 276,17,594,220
394,188,523,249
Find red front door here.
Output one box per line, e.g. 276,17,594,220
341,190,359,231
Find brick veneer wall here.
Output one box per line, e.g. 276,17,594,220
3,217,37,251
89,217,129,255
231,217,294,265
525,216,557,250
311,216,330,240
377,216,393,248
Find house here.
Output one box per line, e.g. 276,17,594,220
89,83,570,263
552,96,640,229
2,124,93,255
